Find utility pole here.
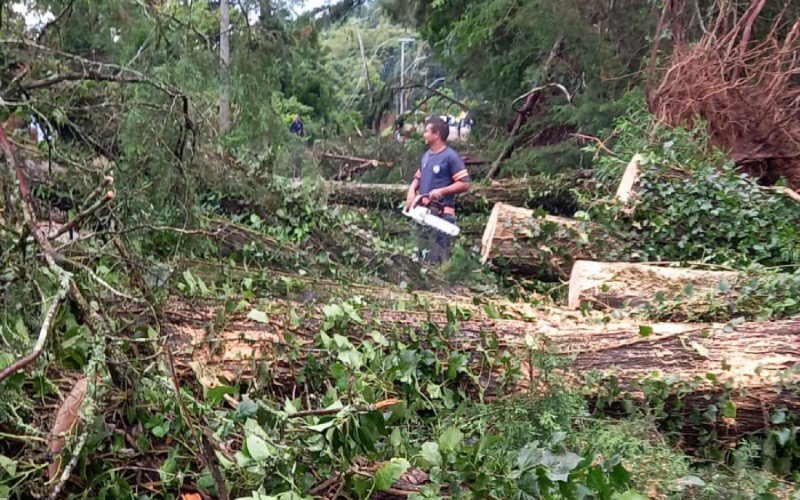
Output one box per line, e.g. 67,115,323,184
356,28,370,92
398,37,414,115
219,0,231,133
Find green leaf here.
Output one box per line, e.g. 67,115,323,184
715,279,731,294
375,458,410,491
438,427,463,454
678,475,705,488
775,428,792,446
182,270,197,293
0,455,17,476
337,349,362,369
307,420,337,433
246,433,273,461
237,399,259,417
613,491,648,500
14,318,28,342
420,442,441,466
322,304,343,321
151,422,170,438
771,410,786,425
369,330,389,347
247,309,270,323
517,471,540,499
723,400,737,418
206,385,236,405
446,352,468,380
638,325,653,337
390,427,403,448
332,334,353,350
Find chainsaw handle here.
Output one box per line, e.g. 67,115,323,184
414,193,443,209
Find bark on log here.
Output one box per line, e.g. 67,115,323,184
568,260,741,313
480,203,609,279
325,176,583,215
164,297,800,439
176,258,544,322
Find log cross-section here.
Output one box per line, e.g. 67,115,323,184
480,202,606,279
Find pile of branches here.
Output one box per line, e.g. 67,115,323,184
648,0,800,189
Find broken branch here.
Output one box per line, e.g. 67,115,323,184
48,189,115,242
0,274,69,383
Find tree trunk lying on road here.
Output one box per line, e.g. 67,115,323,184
480,203,612,279
164,297,800,440
567,260,741,316
325,175,585,215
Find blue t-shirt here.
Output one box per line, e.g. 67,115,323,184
415,146,470,208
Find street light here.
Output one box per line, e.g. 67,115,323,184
397,37,415,115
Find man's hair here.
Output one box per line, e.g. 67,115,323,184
425,116,449,141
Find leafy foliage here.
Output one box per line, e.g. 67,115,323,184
1,1,799,498
590,101,800,268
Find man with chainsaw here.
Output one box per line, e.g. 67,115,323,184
404,116,471,264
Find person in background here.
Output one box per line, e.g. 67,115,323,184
404,116,470,264
394,117,405,143
289,114,305,136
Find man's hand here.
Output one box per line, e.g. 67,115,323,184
429,188,444,201
405,193,417,212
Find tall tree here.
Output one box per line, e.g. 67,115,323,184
219,0,231,132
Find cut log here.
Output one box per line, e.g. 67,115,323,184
325,175,585,215
480,203,609,279
164,297,800,439
567,260,741,314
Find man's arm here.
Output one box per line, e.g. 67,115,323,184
429,180,470,200
405,177,420,211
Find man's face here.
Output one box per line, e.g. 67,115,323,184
423,124,438,146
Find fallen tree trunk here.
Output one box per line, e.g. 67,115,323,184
325,176,585,215
480,203,611,279
175,258,545,322
164,297,800,439
568,260,741,314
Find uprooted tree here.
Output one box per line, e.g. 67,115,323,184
648,0,800,188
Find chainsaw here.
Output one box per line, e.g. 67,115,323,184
402,195,460,236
